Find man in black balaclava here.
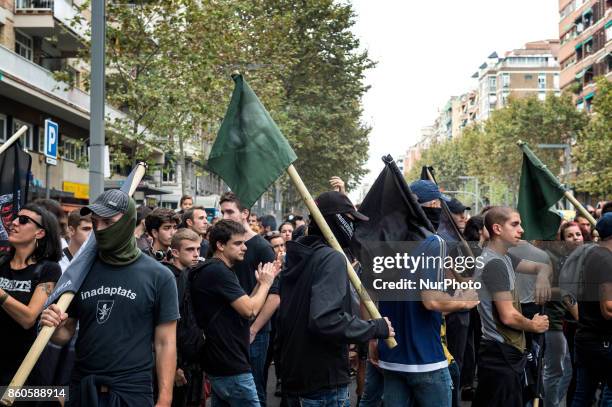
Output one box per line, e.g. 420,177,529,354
40,190,180,407
277,191,395,406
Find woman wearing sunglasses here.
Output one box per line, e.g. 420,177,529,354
0,204,62,386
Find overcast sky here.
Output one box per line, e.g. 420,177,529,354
350,0,559,192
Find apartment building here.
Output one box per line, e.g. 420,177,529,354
558,0,611,111
475,40,561,121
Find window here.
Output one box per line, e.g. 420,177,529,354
525,74,533,81
0,114,6,142
488,75,497,91
15,30,33,61
607,22,612,42
12,119,33,150
502,73,510,88
553,73,560,89
538,74,547,90
162,161,176,183
60,136,87,162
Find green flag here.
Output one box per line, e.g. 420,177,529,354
517,142,566,240
207,74,297,208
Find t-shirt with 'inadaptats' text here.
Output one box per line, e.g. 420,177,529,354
67,254,179,380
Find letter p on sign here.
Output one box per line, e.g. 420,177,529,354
44,119,58,165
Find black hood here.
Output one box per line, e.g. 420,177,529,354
283,235,328,282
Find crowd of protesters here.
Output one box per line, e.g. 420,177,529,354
0,181,610,407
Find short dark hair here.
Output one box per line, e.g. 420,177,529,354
137,206,152,224
220,192,249,213
602,201,612,216
260,214,277,231
11,204,63,263
67,209,91,229
278,221,294,232
463,215,484,242
181,206,206,226
180,195,193,205
208,219,246,256
574,214,588,222
145,208,180,235
484,206,516,239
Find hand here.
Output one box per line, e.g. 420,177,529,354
40,304,68,328
368,339,380,368
174,368,187,387
383,317,395,338
531,313,549,333
535,273,552,305
255,262,275,286
455,289,480,310
329,176,346,194
273,253,284,276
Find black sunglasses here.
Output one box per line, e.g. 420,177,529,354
16,214,44,229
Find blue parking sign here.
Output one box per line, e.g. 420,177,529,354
44,119,58,163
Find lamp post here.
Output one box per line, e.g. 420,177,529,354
458,176,480,213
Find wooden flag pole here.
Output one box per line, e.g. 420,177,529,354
517,140,597,228
0,163,147,406
0,126,28,155
286,165,397,349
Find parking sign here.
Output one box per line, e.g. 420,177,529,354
44,119,58,165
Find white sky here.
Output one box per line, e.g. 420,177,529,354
351,0,559,191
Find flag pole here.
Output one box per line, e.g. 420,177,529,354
286,164,397,349
0,163,147,406
517,140,597,227
0,126,28,155
424,168,475,259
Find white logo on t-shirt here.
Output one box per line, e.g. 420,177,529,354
96,300,114,324
0,277,31,292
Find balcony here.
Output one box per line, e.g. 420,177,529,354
13,0,88,44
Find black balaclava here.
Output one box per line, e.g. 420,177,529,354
94,197,141,265
308,213,355,249
422,207,442,230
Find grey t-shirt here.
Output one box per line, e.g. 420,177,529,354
509,241,551,304
68,254,179,378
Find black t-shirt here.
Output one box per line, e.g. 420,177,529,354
191,259,250,377
234,234,277,332
0,259,61,383
68,255,179,379
577,246,612,340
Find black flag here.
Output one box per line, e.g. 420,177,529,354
0,139,31,252
352,155,434,252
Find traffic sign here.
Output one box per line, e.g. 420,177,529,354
44,119,58,165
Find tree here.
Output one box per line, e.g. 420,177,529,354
573,77,612,197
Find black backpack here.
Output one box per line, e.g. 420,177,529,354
176,259,224,367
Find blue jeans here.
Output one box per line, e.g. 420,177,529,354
383,367,452,407
209,373,260,407
359,360,384,407
286,385,350,407
249,330,269,407
571,338,612,407
543,331,572,407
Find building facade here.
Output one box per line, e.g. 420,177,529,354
558,0,611,111
475,40,561,121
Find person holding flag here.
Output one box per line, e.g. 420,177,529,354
277,191,395,406
0,204,62,386
40,189,179,407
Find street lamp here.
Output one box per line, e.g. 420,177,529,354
458,176,480,213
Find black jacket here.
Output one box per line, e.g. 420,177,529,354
278,235,389,395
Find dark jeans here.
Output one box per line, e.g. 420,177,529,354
249,330,269,407
382,367,452,407
571,337,612,407
446,311,470,371
359,360,383,407
448,361,460,407
209,373,260,407
461,307,481,389
286,385,350,407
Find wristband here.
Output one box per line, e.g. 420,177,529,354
0,291,9,306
